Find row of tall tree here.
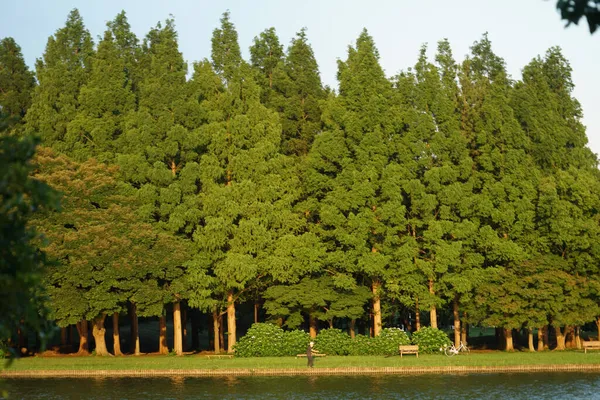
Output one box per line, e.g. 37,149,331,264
1,9,599,355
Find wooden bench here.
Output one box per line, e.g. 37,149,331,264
399,345,419,358
296,353,327,358
583,341,600,354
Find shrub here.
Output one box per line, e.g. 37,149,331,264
315,328,351,355
411,327,452,354
347,334,377,355
378,327,411,355
281,329,310,356
233,323,285,357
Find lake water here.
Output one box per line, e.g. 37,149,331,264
3,373,600,399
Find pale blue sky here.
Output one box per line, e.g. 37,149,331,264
1,0,598,157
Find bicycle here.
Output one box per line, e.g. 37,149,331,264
441,341,470,356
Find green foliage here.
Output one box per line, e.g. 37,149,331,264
314,328,352,355
0,38,35,132
0,136,58,345
410,327,452,354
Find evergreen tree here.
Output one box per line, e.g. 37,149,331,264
0,38,36,132
306,29,400,336
65,26,136,161
25,9,94,152
32,148,190,355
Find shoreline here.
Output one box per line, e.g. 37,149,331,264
3,364,600,378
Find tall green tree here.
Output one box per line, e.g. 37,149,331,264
32,148,191,355
25,9,94,152
117,17,199,355
0,38,36,132
65,26,136,161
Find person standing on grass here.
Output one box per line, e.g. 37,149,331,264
307,341,319,368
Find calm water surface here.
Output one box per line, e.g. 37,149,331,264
4,373,600,399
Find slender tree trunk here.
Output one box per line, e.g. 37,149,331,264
112,312,123,356
182,306,188,352
429,280,437,329
309,313,317,338
328,319,333,329
69,324,75,347
596,317,600,341
528,328,535,352
227,291,236,354
92,314,110,356
158,315,168,355
575,326,582,350
415,297,421,331
212,308,220,354
461,312,468,345
191,311,199,351
372,280,382,336
565,325,576,348
453,298,460,347
254,301,259,324
276,317,283,327
537,327,544,351
542,325,549,350
219,314,225,353
554,326,566,350
350,319,356,339
504,328,514,351
76,320,89,355
131,303,140,355
173,301,183,356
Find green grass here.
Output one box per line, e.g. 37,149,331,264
3,351,600,371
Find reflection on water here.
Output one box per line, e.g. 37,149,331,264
4,373,600,400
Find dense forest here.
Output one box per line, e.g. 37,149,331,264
1,9,599,356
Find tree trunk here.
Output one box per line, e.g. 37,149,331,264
543,325,549,350
554,326,566,350
429,280,437,329
158,315,168,355
182,306,188,352
309,313,317,338
212,308,220,354
415,297,421,331
596,317,600,341
461,312,468,345
131,303,140,355
575,326,582,350
528,328,535,352
350,319,356,339
112,312,123,356
254,301,259,324
372,280,382,336
453,297,460,347
227,291,236,354
328,319,333,329
173,301,183,356
191,311,199,351
565,325,576,348
219,314,225,352
537,327,544,351
69,324,75,347
92,315,110,356
76,320,89,355
504,328,514,351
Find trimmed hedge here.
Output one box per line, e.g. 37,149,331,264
234,323,310,357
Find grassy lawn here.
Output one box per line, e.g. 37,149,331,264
3,351,600,371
